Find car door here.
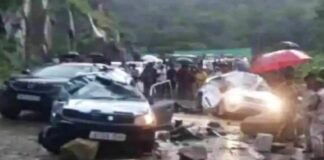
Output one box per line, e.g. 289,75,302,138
200,83,221,111
149,80,174,128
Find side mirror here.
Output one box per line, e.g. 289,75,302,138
22,69,31,75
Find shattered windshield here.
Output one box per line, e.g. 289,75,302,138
33,65,93,78
207,71,271,92
71,81,145,101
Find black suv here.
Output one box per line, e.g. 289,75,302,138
0,63,110,119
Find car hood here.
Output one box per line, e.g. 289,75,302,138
15,78,69,84
64,99,150,116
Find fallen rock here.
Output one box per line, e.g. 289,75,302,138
59,138,98,160
206,127,226,137
155,142,180,160
174,120,183,128
170,124,202,141
207,122,221,129
240,113,282,137
178,145,207,160
254,133,273,152
156,131,171,141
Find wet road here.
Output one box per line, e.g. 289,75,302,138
0,113,312,160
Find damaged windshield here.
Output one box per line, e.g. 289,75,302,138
71,81,145,101
33,65,93,78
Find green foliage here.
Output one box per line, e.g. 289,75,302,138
0,38,23,81
111,0,317,51
0,0,22,11
67,0,115,31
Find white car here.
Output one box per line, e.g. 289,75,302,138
39,75,174,154
198,71,282,119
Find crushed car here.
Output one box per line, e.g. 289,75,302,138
0,63,133,119
197,71,282,120
38,74,175,155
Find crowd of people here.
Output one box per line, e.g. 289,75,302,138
136,60,236,98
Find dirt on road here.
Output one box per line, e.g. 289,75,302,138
0,117,54,160
0,113,312,160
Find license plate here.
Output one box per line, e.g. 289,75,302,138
89,131,126,141
16,94,40,101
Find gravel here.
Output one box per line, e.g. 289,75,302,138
0,114,54,160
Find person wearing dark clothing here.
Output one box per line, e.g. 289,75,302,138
140,63,158,97
129,64,140,81
176,64,195,99
106,58,111,66
167,64,177,90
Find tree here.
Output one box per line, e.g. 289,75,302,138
110,0,317,52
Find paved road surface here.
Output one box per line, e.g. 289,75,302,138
0,113,312,160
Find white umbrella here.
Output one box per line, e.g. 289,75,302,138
141,55,162,62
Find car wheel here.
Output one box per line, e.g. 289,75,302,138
141,140,155,153
38,126,69,154
0,108,21,120
0,97,21,120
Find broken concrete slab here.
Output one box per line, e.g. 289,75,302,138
178,145,207,160
156,131,171,142
254,133,274,152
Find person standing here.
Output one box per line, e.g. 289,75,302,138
167,64,177,91
302,72,322,152
140,62,158,97
193,65,208,98
176,64,195,99
274,67,300,142
129,64,140,81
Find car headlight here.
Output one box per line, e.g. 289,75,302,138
51,101,66,117
225,88,244,104
223,88,245,112
134,110,156,127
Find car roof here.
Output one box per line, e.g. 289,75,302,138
59,62,106,67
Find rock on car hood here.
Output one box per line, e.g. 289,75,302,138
64,99,151,116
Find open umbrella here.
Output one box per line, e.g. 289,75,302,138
251,49,311,73
141,55,162,62
176,57,194,65
280,41,300,49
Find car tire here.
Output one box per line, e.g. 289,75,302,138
38,126,70,154
0,108,21,120
141,140,155,153
0,97,21,120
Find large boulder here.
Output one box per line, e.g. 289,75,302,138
59,138,99,160
240,113,282,137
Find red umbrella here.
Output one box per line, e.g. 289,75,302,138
251,49,311,73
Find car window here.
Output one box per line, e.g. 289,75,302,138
33,65,93,78
71,81,145,101
65,75,94,93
